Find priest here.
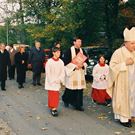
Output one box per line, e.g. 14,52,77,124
62,37,88,111
107,27,135,127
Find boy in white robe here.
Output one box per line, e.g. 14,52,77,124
45,47,65,116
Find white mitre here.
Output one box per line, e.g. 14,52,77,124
123,27,135,41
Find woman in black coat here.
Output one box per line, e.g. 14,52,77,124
15,46,28,89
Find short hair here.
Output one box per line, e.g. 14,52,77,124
54,41,60,47
73,37,81,42
35,40,40,44
18,46,25,52
0,43,5,46
9,44,13,48
98,54,105,61
52,47,60,52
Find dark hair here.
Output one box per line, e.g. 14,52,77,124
54,41,60,47
98,54,105,61
52,47,60,52
9,44,13,48
35,40,41,44
73,37,81,42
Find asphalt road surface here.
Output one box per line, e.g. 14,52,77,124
0,71,134,135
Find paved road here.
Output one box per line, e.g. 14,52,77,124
0,71,134,135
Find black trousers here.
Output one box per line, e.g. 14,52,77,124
8,65,16,79
33,72,41,84
62,88,83,108
1,80,5,89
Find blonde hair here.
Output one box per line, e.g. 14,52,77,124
18,46,25,52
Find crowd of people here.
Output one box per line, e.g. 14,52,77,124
0,41,45,90
0,27,135,128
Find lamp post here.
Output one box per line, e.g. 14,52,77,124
6,19,9,45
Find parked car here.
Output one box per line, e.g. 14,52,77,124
43,49,51,67
83,46,112,81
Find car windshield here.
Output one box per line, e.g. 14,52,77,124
87,48,111,59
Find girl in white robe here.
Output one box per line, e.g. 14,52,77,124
91,55,111,105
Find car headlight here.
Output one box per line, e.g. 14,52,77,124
88,59,95,65
89,61,95,66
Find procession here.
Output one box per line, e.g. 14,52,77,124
0,0,135,135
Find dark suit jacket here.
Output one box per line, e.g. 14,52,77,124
29,47,45,73
0,50,10,81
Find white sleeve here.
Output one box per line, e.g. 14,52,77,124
65,63,76,76
59,62,65,85
45,61,55,84
92,65,101,82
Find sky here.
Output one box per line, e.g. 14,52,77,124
0,0,19,22
0,0,6,1
0,0,7,22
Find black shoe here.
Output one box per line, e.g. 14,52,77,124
18,85,22,89
106,99,112,104
75,107,84,111
51,110,58,117
63,102,69,108
92,99,97,104
120,121,132,128
96,102,107,106
128,120,132,127
101,102,110,106
32,83,36,86
37,83,42,86
1,88,6,91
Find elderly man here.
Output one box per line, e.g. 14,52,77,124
0,43,10,90
28,41,45,86
107,27,135,127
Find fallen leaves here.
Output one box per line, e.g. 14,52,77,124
28,115,33,118
41,127,48,131
0,126,4,130
131,117,135,122
0,119,15,135
6,104,12,108
36,116,41,120
97,113,108,120
130,131,135,134
114,131,121,135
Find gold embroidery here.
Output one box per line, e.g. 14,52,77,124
73,81,78,87
81,80,85,85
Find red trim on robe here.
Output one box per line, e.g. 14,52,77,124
48,90,59,109
99,62,105,67
52,57,59,61
91,88,111,103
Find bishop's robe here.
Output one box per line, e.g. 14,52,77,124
107,46,135,121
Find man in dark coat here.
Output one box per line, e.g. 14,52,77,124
28,41,45,86
0,43,10,90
